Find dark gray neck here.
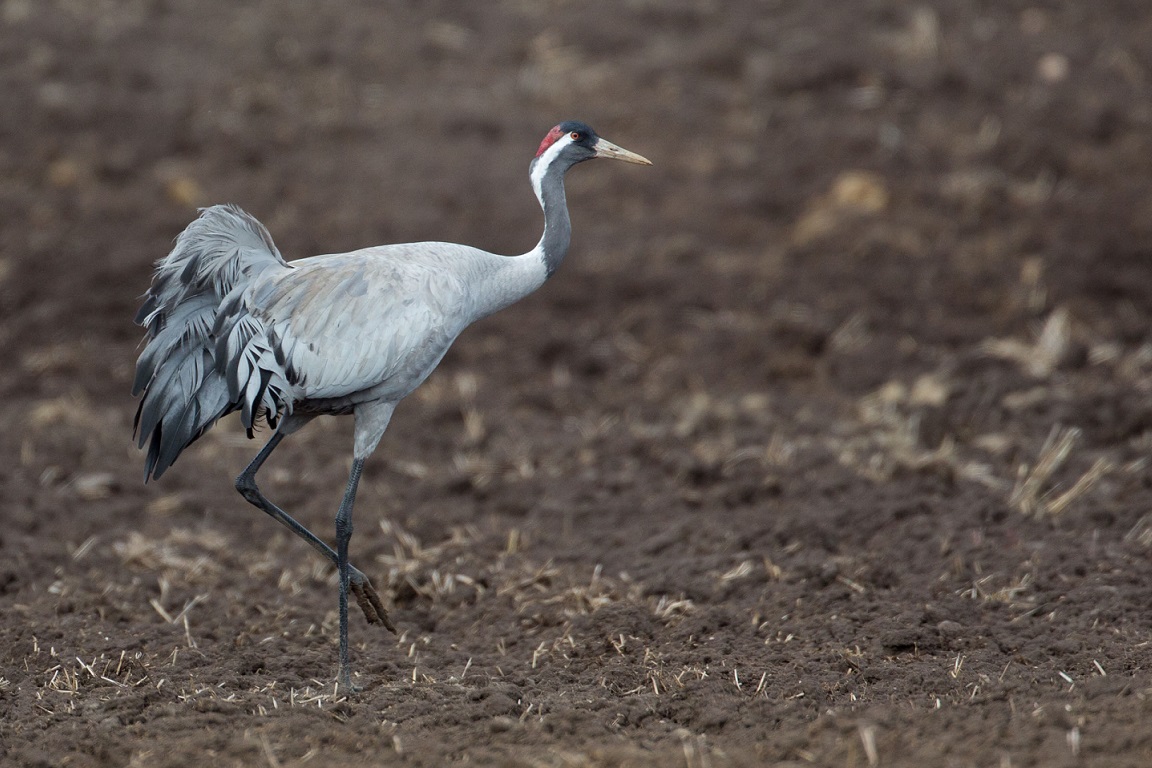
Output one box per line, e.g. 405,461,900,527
535,160,572,279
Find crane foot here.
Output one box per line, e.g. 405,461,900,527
336,666,361,695
349,569,397,633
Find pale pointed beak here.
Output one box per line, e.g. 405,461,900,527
593,137,653,165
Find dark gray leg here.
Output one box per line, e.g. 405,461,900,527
335,457,365,692
235,434,394,632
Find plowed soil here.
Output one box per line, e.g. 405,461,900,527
2,1,1152,766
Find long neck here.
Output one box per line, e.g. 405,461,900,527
532,157,572,279
468,157,573,323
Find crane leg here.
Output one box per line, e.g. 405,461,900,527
335,457,365,693
235,433,395,633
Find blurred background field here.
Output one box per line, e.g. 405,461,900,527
1,1,1151,765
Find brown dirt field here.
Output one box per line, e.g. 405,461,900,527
2,1,1152,766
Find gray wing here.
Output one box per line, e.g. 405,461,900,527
239,246,479,406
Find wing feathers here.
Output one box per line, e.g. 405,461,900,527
262,256,465,403
134,205,290,480
136,225,487,480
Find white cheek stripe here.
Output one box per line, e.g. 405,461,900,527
531,134,575,202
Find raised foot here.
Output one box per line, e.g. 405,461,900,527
348,567,397,633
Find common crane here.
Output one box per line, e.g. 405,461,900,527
133,121,650,690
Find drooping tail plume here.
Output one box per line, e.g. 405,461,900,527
133,205,290,480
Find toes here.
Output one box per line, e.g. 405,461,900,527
351,581,398,633
336,671,361,695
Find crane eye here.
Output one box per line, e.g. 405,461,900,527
569,131,581,140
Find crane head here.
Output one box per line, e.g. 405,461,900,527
534,121,652,170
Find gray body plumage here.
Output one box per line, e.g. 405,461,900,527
134,207,548,479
